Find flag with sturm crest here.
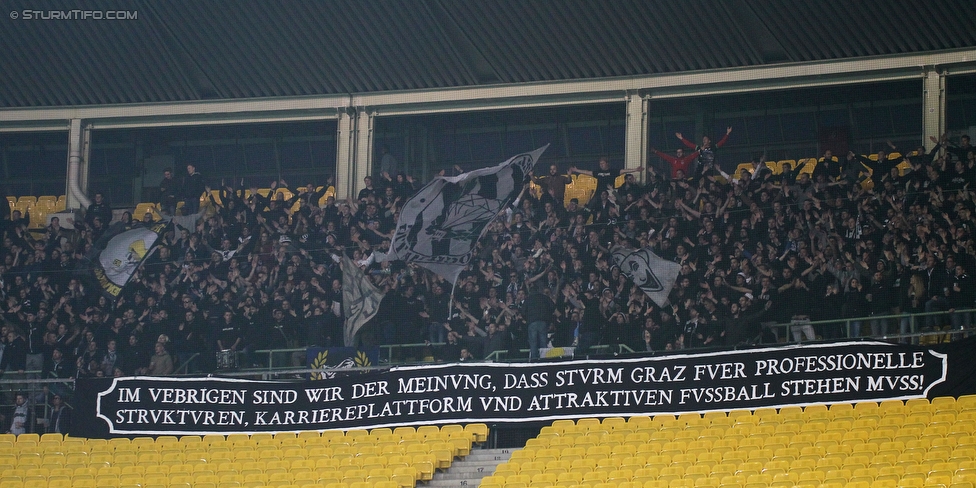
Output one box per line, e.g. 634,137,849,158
380,146,548,283
612,246,681,307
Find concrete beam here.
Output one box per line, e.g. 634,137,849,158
0,95,349,124
2,49,975,130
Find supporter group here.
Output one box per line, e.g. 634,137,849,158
0,130,974,406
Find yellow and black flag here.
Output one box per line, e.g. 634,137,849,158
91,221,170,297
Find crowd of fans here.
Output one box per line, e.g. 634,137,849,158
1,129,976,433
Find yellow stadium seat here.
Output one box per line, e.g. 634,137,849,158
412,458,434,481
905,398,931,412
879,400,907,415
507,473,533,485
432,425,461,438
464,423,489,443
550,419,576,433
198,434,224,446
429,446,454,469
25,208,55,231
16,196,37,209
730,162,754,180
796,158,817,174
587,444,612,458
38,432,62,444
479,475,505,488
448,437,471,457
702,410,728,421
14,433,40,444
390,426,414,438
603,417,627,430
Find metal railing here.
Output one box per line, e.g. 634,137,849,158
0,376,75,436
486,343,635,361
3,307,972,421
762,307,976,345
235,343,449,372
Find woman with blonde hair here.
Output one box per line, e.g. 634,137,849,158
146,341,174,376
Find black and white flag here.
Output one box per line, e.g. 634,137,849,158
381,146,548,283
341,256,384,347
612,246,681,307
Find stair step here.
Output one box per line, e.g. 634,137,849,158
427,480,486,488
473,448,516,454
428,448,515,487
464,451,515,460
451,458,509,465
441,464,503,472
434,470,494,480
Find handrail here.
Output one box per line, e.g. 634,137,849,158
0,307,969,390
762,307,976,343
243,343,451,370
0,377,77,430
0,369,43,377
485,343,634,361
175,352,201,374
0,377,73,385
764,307,976,330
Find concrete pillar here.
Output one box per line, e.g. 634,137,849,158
80,122,92,196
922,69,946,144
353,108,373,198
335,111,354,200
65,119,92,209
624,91,649,179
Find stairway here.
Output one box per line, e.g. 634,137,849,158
426,447,515,487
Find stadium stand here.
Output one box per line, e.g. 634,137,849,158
1,133,974,388
2,4,976,488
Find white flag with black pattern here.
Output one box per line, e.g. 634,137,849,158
341,256,385,347
612,246,681,307
382,146,548,283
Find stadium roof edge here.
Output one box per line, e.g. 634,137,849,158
2,48,976,132
3,0,975,111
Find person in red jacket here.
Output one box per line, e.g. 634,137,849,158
651,147,700,179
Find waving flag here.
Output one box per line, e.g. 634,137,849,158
91,222,169,297
382,146,547,283
612,246,681,307
341,256,385,347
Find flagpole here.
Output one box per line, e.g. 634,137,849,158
448,277,458,322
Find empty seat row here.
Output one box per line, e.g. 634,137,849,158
3,423,488,488
497,397,976,488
